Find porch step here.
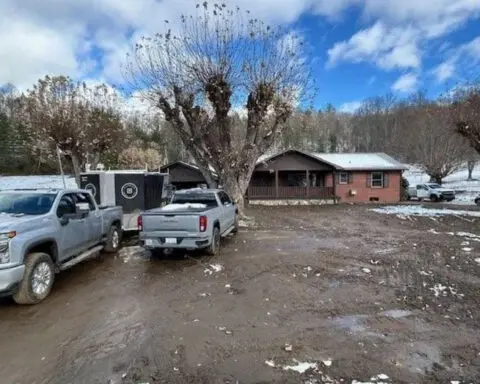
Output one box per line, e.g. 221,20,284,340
59,245,104,271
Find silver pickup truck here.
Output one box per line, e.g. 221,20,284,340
0,189,123,304
139,189,238,255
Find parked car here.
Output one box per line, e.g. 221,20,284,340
139,188,238,255
0,189,123,304
475,195,480,206
407,183,455,202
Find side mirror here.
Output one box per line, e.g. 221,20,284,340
76,203,90,217
59,216,69,226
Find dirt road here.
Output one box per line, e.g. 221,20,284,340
1,205,479,383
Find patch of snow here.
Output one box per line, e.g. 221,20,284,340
430,283,447,297
322,359,332,367
428,229,439,234
209,264,223,273
282,361,318,373
362,268,371,274
456,232,480,242
162,203,206,211
284,344,293,352
371,205,480,218
0,175,77,190
462,247,473,252
475,258,480,264
265,360,276,367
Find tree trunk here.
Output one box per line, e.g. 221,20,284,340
429,174,443,184
70,153,82,187
219,165,256,217
467,160,475,181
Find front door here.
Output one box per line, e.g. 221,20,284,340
73,192,102,247
56,193,87,261
218,192,236,230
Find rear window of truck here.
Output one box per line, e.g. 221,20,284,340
171,193,218,208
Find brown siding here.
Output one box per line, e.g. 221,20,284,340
161,163,207,183
335,171,401,203
256,152,333,171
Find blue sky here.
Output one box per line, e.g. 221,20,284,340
1,0,479,112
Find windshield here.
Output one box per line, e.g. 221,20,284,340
171,193,218,208
428,184,442,189
0,193,57,215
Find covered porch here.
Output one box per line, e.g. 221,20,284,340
247,170,335,200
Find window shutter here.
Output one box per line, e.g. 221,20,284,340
348,173,353,184
366,173,372,188
383,173,389,188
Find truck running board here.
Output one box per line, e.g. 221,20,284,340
60,245,104,271
221,225,236,238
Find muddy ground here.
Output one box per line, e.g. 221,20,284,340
1,204,480,384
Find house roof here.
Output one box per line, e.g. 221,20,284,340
256,149,406,171
312,153,407,171
160,161,218,177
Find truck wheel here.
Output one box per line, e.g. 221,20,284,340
13,252,55,305
206,227,220,256
430,194,440,202
475,198,480,206
104,225,122,253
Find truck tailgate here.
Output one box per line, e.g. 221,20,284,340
142,213,200,233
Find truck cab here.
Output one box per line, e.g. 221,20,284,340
0,188,123,304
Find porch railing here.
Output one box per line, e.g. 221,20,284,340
247,186,334,200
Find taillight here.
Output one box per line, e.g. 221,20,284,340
137,215,143,231
199,215,207,232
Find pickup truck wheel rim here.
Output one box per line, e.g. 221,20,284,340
112,230,119,249
32,262,52,296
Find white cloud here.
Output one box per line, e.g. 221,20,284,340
431,35,480,83
327,22,421,71
339,101,362,113
391,73,418,92
326,0,480,73
432,60,456,82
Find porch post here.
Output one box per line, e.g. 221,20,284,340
275,170,279,198
306,170,310,198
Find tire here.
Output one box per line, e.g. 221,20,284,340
104,225,122,253
475,199,480,206
206,227,220,256
13,252,55,305
430,194,439,202
231,214,239,234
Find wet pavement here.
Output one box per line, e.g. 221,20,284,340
1,204,480,383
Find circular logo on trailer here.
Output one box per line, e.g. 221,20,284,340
121,183,138,200
85,183,97,197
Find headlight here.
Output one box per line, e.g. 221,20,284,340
0,232,15,264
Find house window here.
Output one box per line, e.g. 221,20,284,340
371,172,384,188
339,172,349,184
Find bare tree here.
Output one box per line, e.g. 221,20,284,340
451,86,480,154
125,2,313,212
21,76,125,184
118,146,164,170
398,102,467,184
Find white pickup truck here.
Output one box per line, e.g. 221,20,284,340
139,189,238,256
407,183,455,202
